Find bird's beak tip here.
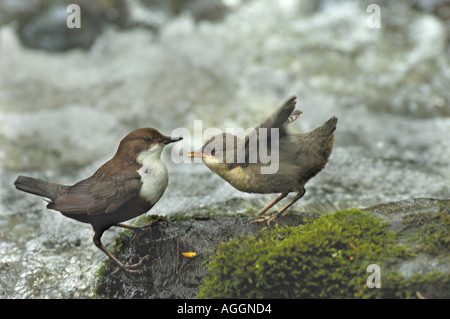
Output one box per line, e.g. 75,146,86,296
188,152,204,158
164,136,183,145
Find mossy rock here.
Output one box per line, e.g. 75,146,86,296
196,208,449,298
94,211,317,298
95,198,449,299
368,198,450,256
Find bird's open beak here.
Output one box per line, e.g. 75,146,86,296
163,136,183,145
188,152,206,158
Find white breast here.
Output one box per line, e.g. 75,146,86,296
136,145,169,205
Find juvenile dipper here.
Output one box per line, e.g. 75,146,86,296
189,96,337,223
14,128,182,273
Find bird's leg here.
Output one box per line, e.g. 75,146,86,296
252,189,305,225
268,190,304,220
249,193,287,224
93,230,147,275
116,216,161,232
115,217,162,244
256,193,288,216
114,223,143,245
115,223,141,231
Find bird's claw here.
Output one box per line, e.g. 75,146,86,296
249,211,280,225
250,209,293,225
125,254,150,269
140,217,161,230
112,254,151,275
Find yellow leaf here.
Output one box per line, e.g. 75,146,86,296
182,252,197,258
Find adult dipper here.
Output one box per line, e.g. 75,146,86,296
189,96,337,224
14,128,182,273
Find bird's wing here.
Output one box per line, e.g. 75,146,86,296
51,173,142,216
285,110,302,125
247,96,298,143
238,96,299,166
255,96,298,131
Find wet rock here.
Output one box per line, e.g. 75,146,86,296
0,0,40,26
3,0,233,52
17,5,100,52
364,198,448,232
412,0,450,21
8,0,129,51
95,198,449,298
94,212,318,298
365,198,450,272
140,0,231,22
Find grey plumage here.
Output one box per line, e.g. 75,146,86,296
14,176,70,201
190,96,337,223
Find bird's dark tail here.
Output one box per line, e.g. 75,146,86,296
313,116,338,137
14,176,69,201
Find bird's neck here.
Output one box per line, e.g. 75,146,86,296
136,145,164,167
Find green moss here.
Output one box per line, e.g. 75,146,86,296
196,209,429,299
402,210,450,255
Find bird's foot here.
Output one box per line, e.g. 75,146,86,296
250,210,290,225
125,254,150,269
140,217,162,230
112,254,151,275
249,211,279,225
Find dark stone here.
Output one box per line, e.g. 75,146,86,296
95,198,449,298
95,212,318,298
11,0,129,52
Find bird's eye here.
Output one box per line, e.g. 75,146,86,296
144,136,151,142
211,148,216,156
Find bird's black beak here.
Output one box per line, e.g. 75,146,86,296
163,136,183,145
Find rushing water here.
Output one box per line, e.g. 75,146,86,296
0,0,449,298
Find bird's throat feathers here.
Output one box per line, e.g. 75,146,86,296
136,144,168,205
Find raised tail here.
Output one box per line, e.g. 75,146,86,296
14,176,69,201
312,116,338,137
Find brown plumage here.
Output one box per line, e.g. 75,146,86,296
189,96,337,223
14,128,182,273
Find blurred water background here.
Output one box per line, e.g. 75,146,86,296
0,0,449,298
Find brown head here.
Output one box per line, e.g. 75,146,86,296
115,128,182,163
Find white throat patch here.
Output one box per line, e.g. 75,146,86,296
136,144,169,205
